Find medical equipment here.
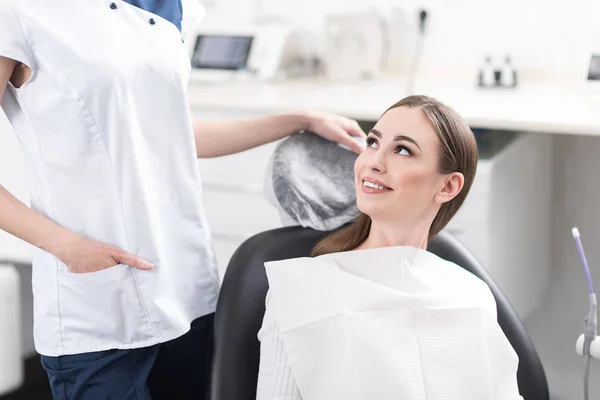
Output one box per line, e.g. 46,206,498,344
324,10,385,80
478,54,518,89
189,24,304,81
0,264,23,395
572,227,599,400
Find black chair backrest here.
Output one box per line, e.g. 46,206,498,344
209,226,549,400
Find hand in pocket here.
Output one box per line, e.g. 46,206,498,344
57,234,153,274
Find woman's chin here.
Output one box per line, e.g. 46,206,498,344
356,203,385,220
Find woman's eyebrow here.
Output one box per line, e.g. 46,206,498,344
369,129,421,150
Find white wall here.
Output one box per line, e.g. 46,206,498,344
202,0,600,78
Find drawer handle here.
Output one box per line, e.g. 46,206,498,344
203,181,264,195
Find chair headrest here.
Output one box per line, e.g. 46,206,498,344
264,132,361,231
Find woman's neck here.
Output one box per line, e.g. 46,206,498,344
357,219,430,251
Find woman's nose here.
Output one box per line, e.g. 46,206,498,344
367,152,387,173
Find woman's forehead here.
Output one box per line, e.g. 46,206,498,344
374,107,439,147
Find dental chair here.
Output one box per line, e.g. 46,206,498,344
208,226,550,400
208,132,549,400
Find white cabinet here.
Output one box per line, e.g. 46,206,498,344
444,132,554,320
194,110,284,279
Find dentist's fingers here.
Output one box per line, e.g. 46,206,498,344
344,119,367,138
335,127,367,154
60,234,154,273
304,110,367,154
113,250,154,270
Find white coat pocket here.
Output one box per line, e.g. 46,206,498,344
57,263,156,352
59,263,130,286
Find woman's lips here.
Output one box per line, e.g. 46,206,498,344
361,178,392,194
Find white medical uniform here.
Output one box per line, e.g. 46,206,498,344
0,0,219,357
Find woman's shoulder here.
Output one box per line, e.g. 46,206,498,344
435,256,490,287
428,256,497,312
258,290,279,341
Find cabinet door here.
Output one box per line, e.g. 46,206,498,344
193,110,285,272
203,187,281,240
198,141,279,187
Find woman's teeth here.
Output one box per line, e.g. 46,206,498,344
363,181,389,190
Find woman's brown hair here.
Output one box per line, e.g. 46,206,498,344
311,95,478,257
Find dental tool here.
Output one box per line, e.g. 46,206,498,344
573,227,598,400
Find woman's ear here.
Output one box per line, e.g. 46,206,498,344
434,172,464,204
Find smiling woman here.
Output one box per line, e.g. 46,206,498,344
311,94,479,256
256,95,524,400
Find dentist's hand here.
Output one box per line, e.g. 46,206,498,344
301,110,367,154
53,231,153,274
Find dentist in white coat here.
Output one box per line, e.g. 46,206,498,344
0,0,366,398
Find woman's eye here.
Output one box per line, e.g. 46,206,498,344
396,146,412,156
366,138,377,148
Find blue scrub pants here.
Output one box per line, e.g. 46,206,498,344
40,313,214,399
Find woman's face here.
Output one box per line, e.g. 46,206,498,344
354,106,453,224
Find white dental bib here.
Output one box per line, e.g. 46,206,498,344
264,246,522,399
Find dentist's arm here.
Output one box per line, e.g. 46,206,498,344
0,56,152,273
192,110,367,158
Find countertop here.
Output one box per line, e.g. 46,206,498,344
187,74,600,136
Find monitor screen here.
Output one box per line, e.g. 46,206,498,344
191,35,254,70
